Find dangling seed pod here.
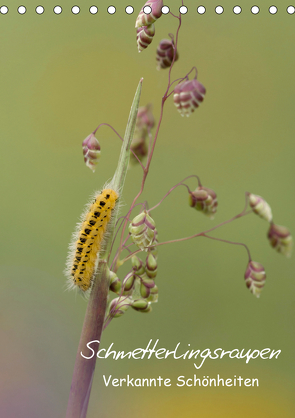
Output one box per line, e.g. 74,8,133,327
248,193,273,222
132,255,145,276
130,104,154,164
140,280,151,298
135,0,163,28
141,274,156,288
82,133,101,172
136,104,155,131
109,297,131,318
156,39,179,70
147,284,158,303
131,299,152,313
139,273,155,299
268,223,293,258
173,78,206,117
136,24,155,52
109,270,121,294
129,211,157,251
148,229,159,257
244,261,266,298
122,272,136,293
145,252,158,278
189,187,218,219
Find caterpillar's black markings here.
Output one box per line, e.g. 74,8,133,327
68,189,118,292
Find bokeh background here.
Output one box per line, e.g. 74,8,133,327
0,0,294,417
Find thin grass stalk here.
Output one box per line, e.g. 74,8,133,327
66,79,143,418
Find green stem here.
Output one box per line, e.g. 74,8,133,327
66,79,142,418
112,79,143,192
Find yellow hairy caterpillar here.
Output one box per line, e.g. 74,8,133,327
66,188,118,292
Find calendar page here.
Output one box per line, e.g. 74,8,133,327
0,1,294,417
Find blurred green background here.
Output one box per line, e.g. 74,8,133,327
0,1,294,417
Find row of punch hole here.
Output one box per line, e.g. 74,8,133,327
0,5,295,15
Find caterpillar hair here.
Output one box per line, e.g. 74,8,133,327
65,187,119,295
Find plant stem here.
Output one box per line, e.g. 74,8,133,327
65,262,109,418
112,15,183,270
66,79,142,418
